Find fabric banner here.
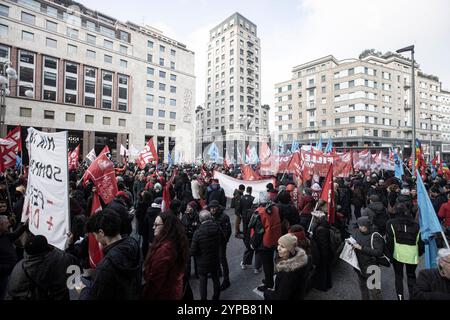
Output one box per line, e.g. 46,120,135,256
86,148,96,162
68,145,80,171
88,192,103,268
21,128,70,250
83,153,118,204
0,126,22,172
136,138,158,169
213,171,275,203
241,164,262,181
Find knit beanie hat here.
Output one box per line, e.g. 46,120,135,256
278,234,298,255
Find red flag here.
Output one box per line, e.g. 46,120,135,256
68,145,80,171
99,145,110,158
0,126,22,172
259,142,272,163
162,169,177,212
136,138,158,170
83,153,118,204
224,151,231,170
241,164,262,181
319,164,335,224
88,192,104,268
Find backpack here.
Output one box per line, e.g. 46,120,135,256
370,232,391,267
249,213,264,250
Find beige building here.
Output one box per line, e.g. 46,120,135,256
195,13,269,162
274,51,450,159
0,0,195,163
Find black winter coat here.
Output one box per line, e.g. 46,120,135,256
312,219,332,266
396,194,413,214
385,215,424,261
0,226,26,277
190,221,222,274
181,212,200,242
365,202,389,235
213,211,232,244
206,184,226,207
352,227,385,277
264,248,312,300
106,199,132,235
89,237,140,300
238,194,255,222
337,186,352,217
276,203,300,230
412,268,450,300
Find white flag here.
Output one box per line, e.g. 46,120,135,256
22,128,70,250
120,144,129,157
86,148,96,162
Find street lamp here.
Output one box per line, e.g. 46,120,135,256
0,61,18,137
396,45,415,172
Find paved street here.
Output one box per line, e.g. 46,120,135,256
189,206,424,300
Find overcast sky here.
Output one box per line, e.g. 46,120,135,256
81,0,450,129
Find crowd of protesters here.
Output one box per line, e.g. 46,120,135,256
0,159,450,300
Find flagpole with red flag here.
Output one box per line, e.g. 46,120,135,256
88,192,104,268
320,164,335,224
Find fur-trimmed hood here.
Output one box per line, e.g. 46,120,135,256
276,247,308,273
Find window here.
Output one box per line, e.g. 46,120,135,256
348,68,354,75
119,119,126,127
159,58,164,66
66,27,78,39
170,49,176,56
46,38,57,48
170,74,177,81
86,50,96,59
146,122,153,129
102,71,113,109
103,117,111,125
120,60,127,68
158,110,166,118
148,40,153,48
170,125,176,131
159,71,166,78
170,86,176,94
146,108,154,116
170,112,176,119
158,96,166,105
85,115,94,123
170,61,175,70
21,12,35,25
18,50,35,98
20,107,32,117
104,55,112,64
158,123,165,130
146,94,154,103
118,45,128,54
46,20,57,32
348,129,357,137
321,75,326,82
118,75,128,111
335,118,340,125
0,24,7,37
42,57,58,102
0,4,9,16
160,45,165,53
22,31,34,41
104,39,113,49
170,99,176,106
67,44,77,55
159,83,166,91
66,113,75,122
147,80,154,89
118,30,129,42
321,86,326,94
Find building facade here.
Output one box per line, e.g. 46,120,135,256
0,0,195,163
274,52,450,159
195,13,269,162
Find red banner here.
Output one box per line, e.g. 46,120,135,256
242,164,262,181
68,145,80,171
88,192,104,268
83,153,118,204
136,138,158,170
0,126,21,172
320,164,335,224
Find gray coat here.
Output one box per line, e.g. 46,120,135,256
352,227,384,278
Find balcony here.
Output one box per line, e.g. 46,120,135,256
303,127,319,133
247,55,254,63
247,64,255,72
404,104,412,110
247,82,255,89
306,104,316,111
306,83,316,89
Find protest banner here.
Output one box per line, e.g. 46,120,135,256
21,128,70,250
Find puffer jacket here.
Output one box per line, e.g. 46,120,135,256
364,201,389,235
264,248,312,300
352,226,384,278
190,221,222,274
89,237,140,300
206,184,226,207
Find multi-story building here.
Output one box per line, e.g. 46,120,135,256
274,51,450,158
195,13,269,162
0,0,195,162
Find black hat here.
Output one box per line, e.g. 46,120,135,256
25,235,51,255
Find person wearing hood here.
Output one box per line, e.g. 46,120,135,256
142,197,163,258
208,200,232,291
181,201,200,278
249,192,282,292
363,195,390,236
276,190,300,235
5,235,79,300
264,234,312,300
386,203,424,300
206,179,226,207
351,216,384,300
86,209,140,300
143,212,189,300
311,210,333,292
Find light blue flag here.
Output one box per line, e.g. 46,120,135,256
317,135,323,151
417,171,443,269
15,155,22,171
291,140,299,153
168,152,173,167
393,148,404,180
324,137,333,154
207,142,219,162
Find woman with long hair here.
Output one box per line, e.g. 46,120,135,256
142,211,189,300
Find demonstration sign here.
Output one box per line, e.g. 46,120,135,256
21,128,70,250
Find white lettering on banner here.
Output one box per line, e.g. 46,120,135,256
22,128,70,250
213,171,275,203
